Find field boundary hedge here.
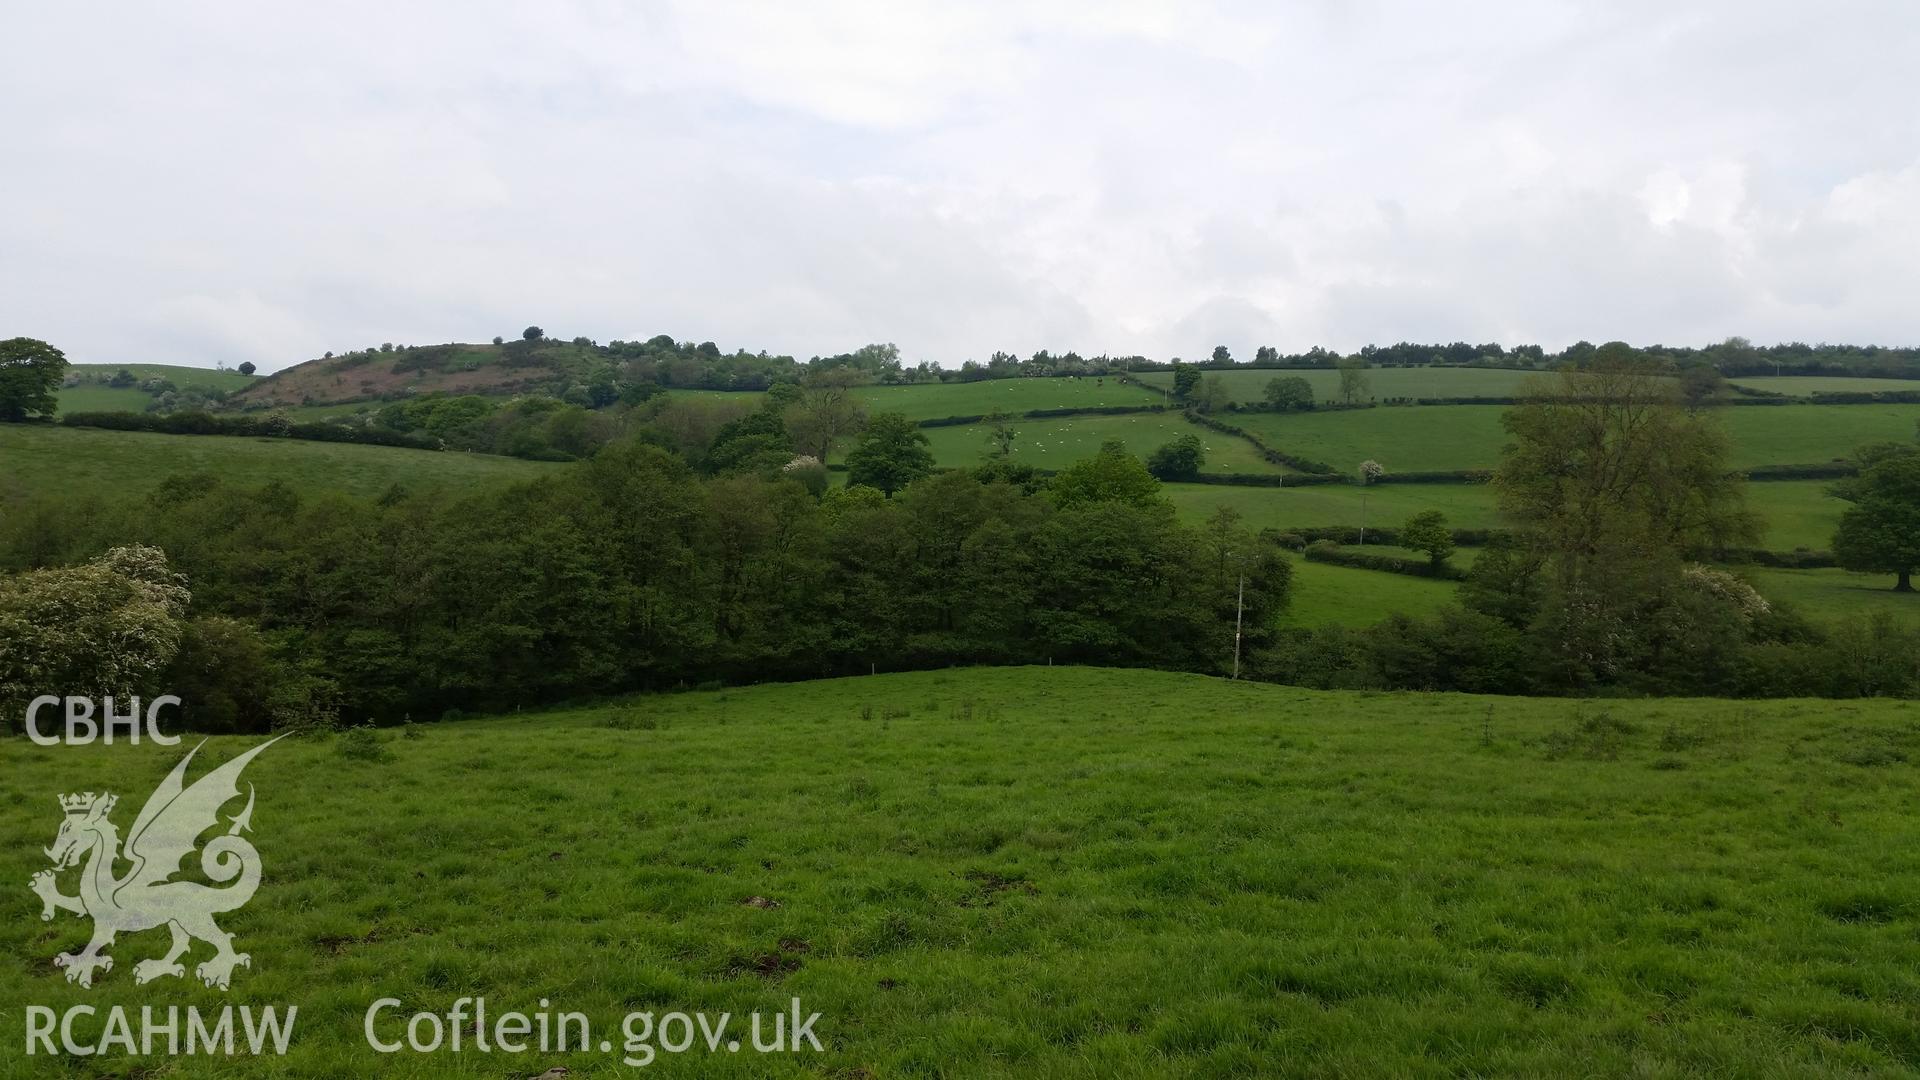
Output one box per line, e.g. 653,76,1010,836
915,403,1168,428
1183,411,1342,474
59,411,441,450
1303,540,1468,580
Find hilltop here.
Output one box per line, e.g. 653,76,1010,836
227,338,612,410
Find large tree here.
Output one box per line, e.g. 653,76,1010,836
1833,451,1920,591
1263,375,1313,410
845,412,934,496
1399,510,1455,568
1146,433,1205,481
0,337,69,421
1048,440,1167,511
1336,356,1370,404
785,367,867,463
1494,348,1760,683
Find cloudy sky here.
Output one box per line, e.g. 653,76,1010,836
4,1,1917,372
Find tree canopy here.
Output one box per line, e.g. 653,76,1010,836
0,337,69,421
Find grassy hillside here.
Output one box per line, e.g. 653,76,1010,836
1724,405,1920,464
1227,403,1920,474
856,378,1158,421
59,363,261,415
1746,567,1920,620
53,386,153,413
1167,480,1505,533
7,667,1919,1076
0,424,560,503
227,341,607,410
1137,366,1547,402
925,413,1287,474
1731,376,1920,396
68,363,256,393
1283,556,1458,625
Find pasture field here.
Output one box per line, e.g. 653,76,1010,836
68,363,258,393
1228,403,1920,474
1231,406,1507,473
7,667,1920,1077
1136,366,1548,402
1731,376,1920,396
0,424,560,503
1724,405,1920,465
1282,555,1458,625
1166,480,1505,534
924,413,1287,474
53,386,153,413
1743,480,1849,552
1746,567,1920,623
856,378,1158,422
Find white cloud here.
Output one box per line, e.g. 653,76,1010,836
1,0,1917,371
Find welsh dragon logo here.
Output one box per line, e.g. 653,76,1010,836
29,735,285,990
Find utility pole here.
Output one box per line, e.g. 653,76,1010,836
1232,575,1245,679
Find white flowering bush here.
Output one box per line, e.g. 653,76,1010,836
1681,563,1772,621
0,545,190,731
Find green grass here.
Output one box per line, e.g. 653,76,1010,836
1282,555,1459,626
1137,367,1549,402
1166,481,1505,534
69,363,257,393
925,414,1287,474
1223,403,1920,474
1743,480,1848,552
1230,407,1507,473
1747,567,1920,623
1732,376,1920,397
1723,406,1920,465
7,666,1920,1077
856,378,1159,422
54,386,154,413
0,424,561,504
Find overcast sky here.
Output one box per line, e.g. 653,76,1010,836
5,1,1917,373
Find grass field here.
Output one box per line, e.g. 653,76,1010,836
1136,367,1549,402
1231,407,1508,473
1747,567,1920,623
1282,556,1459,626
1744,481,1847,552
926,414,1287,474
1731,376,1920,396
54,386,154,413
69,363,258,393
857,378,1159,422
1167,481,1505,534
7,666,1920,1077
0,424,560,504
1225,403,1920,474
1724,406,1920,465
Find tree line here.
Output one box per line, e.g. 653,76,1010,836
0,442,1290,732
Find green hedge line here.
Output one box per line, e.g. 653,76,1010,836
1723,548,1838,569
1184,411,1341,474
916,403,1168,428
60,411,440,450
1302,541,1468,580
1743,463,1859,480
1181,472,1345,488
